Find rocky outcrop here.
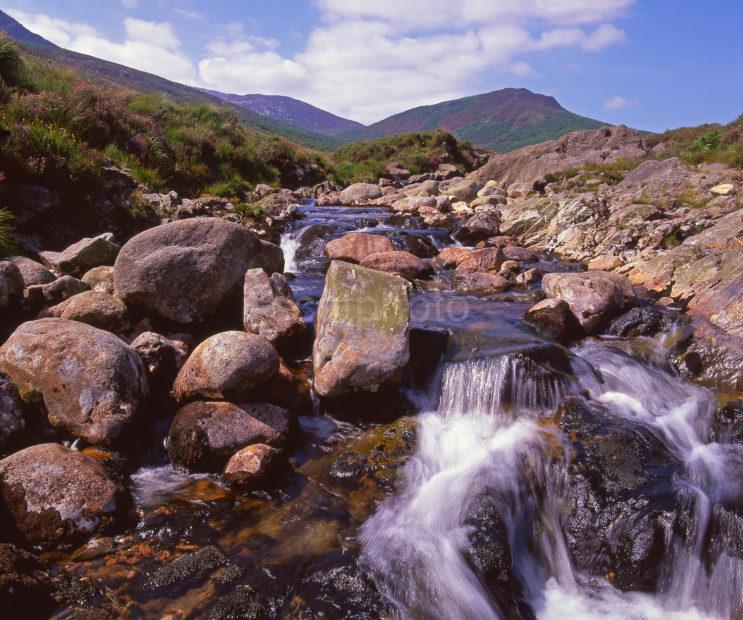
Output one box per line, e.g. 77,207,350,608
114,218,280,325
360,250,433,281
0,443,121,547
470,125,649,188
39,233,120,277
167,401,291,471
542,271,636,333
0,318,147,445
446,179,483,201
339,183,383,206
313,261,411,400
243,269,306,352
172,331,279,402
324,232,393,264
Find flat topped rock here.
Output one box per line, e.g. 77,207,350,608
40,233,119,276
313,261,411,399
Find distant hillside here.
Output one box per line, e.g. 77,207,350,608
204,90,363,137
341,88,605,152
0,9,338,151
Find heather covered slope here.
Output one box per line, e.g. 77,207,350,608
203,91,364,137
0,9,339,151
341,88,604,151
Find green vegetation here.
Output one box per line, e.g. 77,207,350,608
0,207,16,254
646,115,743,168
332,130,478,183
0,36,332,209
541,158,640,191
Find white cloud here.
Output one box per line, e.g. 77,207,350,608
7,9,197,85
121,0,139,8
8,1,634,123
604,95,639,110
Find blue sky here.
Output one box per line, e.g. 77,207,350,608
4,1,742,130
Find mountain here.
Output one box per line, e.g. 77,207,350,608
203,90,363,137
340,88,605,152
0,10,339,151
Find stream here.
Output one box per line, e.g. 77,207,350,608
52,203,742,618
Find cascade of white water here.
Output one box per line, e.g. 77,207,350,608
361,340,739,619
279,229,301,273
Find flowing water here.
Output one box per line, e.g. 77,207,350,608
44,203,741,618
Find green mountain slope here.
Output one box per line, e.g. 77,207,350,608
340,88,605,152
0,9,339,151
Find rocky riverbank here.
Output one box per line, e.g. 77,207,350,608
0,124,741,617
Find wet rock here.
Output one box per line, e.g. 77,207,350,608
172,331,279,402
114,218,277,326
454,248,505,274
0,318,147,445
208,584,262,620
542,270,636,334
0,373,25,448
313,261,411,400
167,401,291,471
339,183,382,206
556,397,682,591
294,224,336,263
515,267,542,286
45,291,129,333
607,306,675,338
3,256,55,287
454,211,501,245
81,266,115,295
463,496,526,617
40,233,120,277
243,269,306,353
0,543,57,618
409,327,449,389
0,443,121,547
394,233,439,258
709,401,743,444
360,250,433,281
223,443,289,489
24,275,88,310
498,260,519,278
454,271,510,294
255,362,313,415
130,332,188,393
144,545,230,594
324,232,393,264
433,247,472,269
524,299,580,340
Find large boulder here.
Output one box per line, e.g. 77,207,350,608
0,443,121,547
0,318,148,445
454,248,505,274
523,299,579,340
542,270,636,333
360,251,433,281
0,373,24,448
39,233,120,276
172,331,279,402
167,401,291,471
339,183,382,205
454,272,510,294
45,290,129,333
114,218,279,325
3,256,55,287
313,261,411,399
324,232,393,264
243,269,306,352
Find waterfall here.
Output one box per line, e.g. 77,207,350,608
279,229,301,273
360,341,740,619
